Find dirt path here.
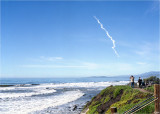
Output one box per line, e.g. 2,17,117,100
134,88,153,94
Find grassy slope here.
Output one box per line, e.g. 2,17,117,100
84,85,154,114
144,85,154,93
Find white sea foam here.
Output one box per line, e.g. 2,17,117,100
0,86,17,91
0,89,56,99
0,90,84,114
0,81,129,99
36,81,129,88
0,87,56,99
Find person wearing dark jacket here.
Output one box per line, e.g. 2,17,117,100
138,77,142,88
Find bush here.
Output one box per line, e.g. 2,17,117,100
144,85,154,93
143,76,160,84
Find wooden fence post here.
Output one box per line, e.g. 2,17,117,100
154,84,160,114
111,107,117,114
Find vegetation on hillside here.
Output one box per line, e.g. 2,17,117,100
143,76,160,84
143,76,160,93
144,85,154,93
84,85,154,114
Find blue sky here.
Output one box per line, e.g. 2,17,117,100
1,1,159,78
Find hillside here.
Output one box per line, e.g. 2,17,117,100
82,85,154,114
135,71,160,79
88,71,160,79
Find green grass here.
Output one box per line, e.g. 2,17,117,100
87,104,100,114
144,85,154,93
106,86,153,114
85,85,154,114
104,96,110,103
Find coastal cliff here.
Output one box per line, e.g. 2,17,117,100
82,85,154,114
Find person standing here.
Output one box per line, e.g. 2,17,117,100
130,75,134,88
138,77,142,88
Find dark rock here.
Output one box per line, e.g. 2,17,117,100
73,105,77,111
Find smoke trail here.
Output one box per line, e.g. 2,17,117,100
94,16,119,57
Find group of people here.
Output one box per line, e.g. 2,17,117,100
130,75,144,88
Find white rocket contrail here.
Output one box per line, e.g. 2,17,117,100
94,16,119,57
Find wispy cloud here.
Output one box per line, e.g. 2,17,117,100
30,56,63,62
145,1,159,14
136,62,147,65
20,62,99,70
21,65,85,68
40,56,63,61
82,62,99,69
134,42,153,56
113,63,133,71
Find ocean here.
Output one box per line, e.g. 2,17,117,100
0,77,130,114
